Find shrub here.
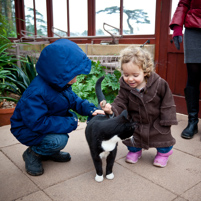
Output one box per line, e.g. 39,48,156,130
72,60,121,121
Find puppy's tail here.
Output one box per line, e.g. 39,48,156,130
95,76,106,104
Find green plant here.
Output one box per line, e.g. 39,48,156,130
0,33,37,103
0,66,15,102
0,37,19,67
0,13,9,47
72,60,121,121
0,55,37,102
0,66,12,79
0,7,16,39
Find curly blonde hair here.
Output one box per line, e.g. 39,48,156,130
119,46,154,77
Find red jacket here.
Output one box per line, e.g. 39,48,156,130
169,0,201,29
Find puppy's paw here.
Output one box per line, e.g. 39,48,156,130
95,174,104,182
106,173,114,180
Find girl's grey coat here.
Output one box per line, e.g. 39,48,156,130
111,72,177,149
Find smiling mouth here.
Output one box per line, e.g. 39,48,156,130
128,83,137,88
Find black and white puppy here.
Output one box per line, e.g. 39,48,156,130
85,76,136,182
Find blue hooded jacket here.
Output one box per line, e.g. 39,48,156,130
10,39,97,146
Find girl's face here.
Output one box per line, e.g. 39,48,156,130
122,61,147,90
68,76,77,85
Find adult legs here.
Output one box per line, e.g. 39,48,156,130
181,63,201,139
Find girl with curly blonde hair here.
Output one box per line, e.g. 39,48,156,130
101,46,178,168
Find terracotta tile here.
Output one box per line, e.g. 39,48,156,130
0,152,39,201
2,128,94,189
44,163,177,201
117,148,201,195
1,120,201,201
182,182,201,201
15,191,52,201
173,197,188,201
0,125,19,148
172,121,201,158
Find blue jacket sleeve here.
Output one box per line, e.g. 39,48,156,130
20,94,78,134
70,91,97,116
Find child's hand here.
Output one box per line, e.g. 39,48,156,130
92,110,105,116
100,101,113,115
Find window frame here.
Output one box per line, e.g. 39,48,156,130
12,0,162,69
13,0,159,42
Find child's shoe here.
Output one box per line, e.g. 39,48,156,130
41,151,71,162
23,147,44,176
125,150,142,164
153,150,173,168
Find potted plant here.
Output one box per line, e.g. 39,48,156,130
0,15,37,126
0,57,37,126
0,66,16,126
0,36,37,126
0,37,18,126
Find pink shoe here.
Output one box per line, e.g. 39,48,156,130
125,150,142,164
153,150,173,168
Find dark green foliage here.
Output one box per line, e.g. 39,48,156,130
0,36,19,68
72,60,121,121
0,54,37,102
0,35,34,102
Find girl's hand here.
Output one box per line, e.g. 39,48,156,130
100,101,113,115
92,110,105,116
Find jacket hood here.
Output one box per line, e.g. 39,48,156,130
119,72,160,91
36,39,91,91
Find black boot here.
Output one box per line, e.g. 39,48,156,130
181,87,199,139
23,147,44,176
41,151,71,162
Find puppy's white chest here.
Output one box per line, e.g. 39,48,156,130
99,151,110,159
99,136,121,158
101,135,120,152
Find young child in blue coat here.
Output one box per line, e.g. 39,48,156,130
10,39,104,176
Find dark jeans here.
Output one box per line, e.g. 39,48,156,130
127,146,173,154
31,134,69,156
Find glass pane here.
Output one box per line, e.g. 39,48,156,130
69,0,87,36
123,0,156,35
35,0,47,36
170,0,180,34
171,0,180,19
24,0,34,35
96,0,120,36
0,0,17,38
53,0,67,37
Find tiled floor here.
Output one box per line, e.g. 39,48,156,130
0,114,201,201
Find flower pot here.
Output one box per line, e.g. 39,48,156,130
0,107,15,126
